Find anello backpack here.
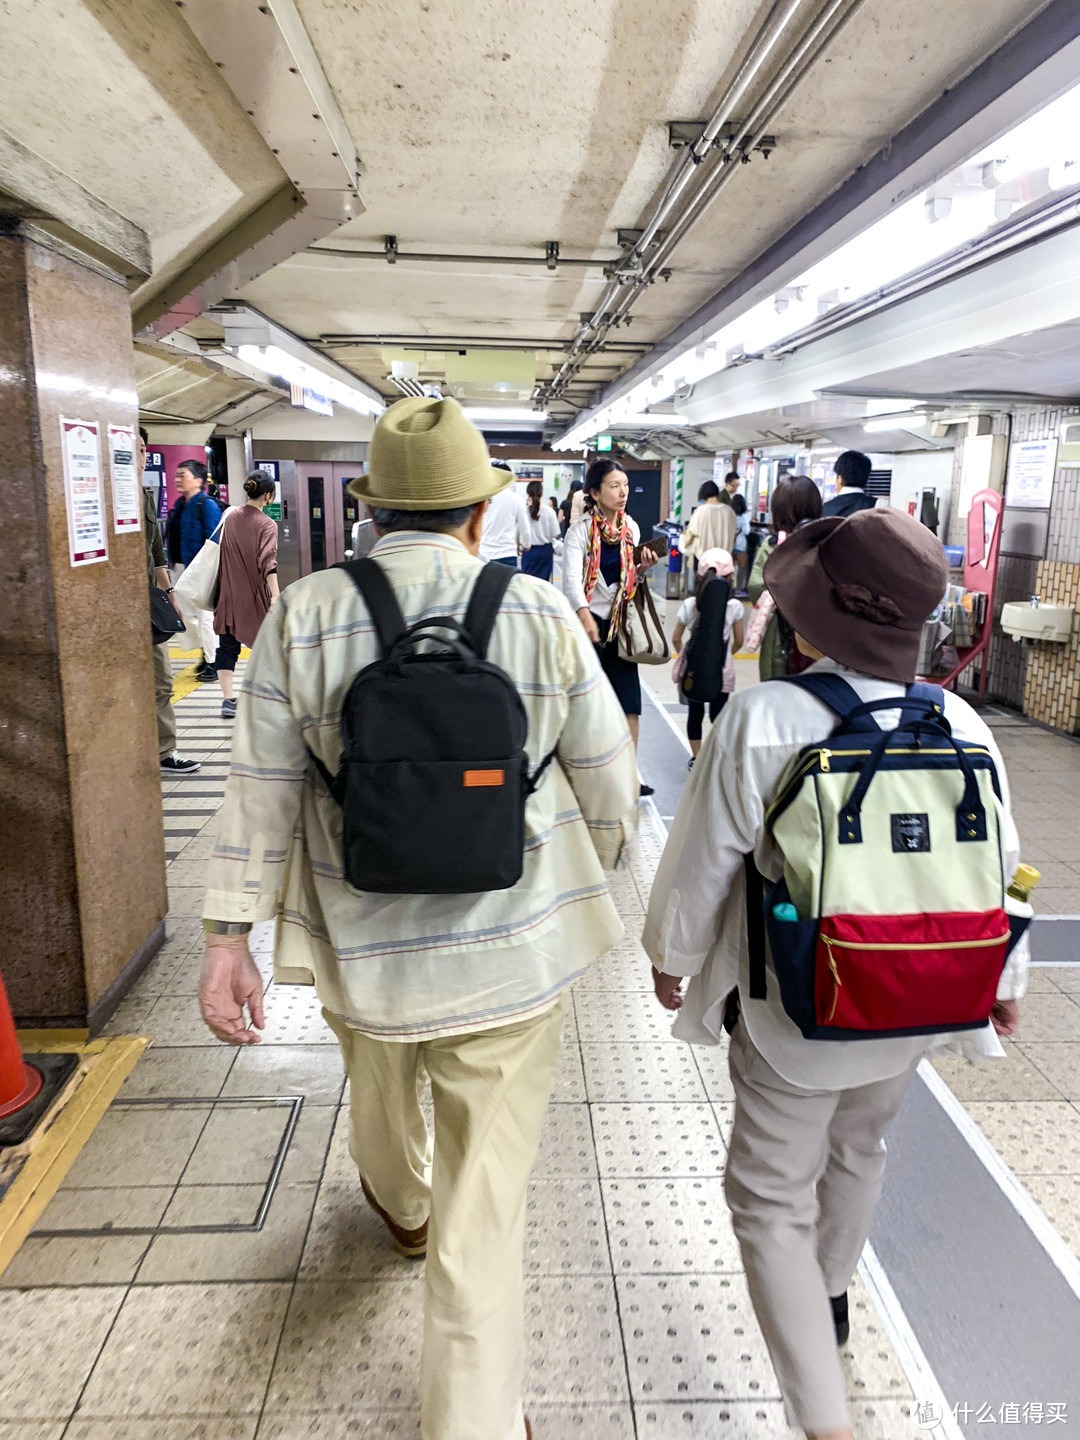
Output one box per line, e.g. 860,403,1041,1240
746,673,1020,1040
309,558,556,895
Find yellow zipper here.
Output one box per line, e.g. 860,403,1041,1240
820,929,1007,1024
821,932,1008,953
767,744,992,829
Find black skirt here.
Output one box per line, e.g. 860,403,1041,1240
594,613,642,716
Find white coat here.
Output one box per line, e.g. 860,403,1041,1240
642,658,1030,1089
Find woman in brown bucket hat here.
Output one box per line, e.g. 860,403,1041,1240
644,507,1029,1440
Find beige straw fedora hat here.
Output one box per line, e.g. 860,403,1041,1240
348,397,512,511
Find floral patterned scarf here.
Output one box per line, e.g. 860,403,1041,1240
582,507,638,636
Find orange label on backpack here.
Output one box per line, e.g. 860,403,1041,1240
463,769,505,788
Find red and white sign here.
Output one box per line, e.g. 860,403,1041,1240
60,418,108,566
108,423,141,532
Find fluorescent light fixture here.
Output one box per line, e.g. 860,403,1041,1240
613,414,692,427
462,407,547,424
863,412,929,432
864,397,919,417
560,75,1080,442
237,345,384,417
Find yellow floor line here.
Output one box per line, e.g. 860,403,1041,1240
169,646,250,705
0,1034,149,1275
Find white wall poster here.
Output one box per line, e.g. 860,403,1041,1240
1005,438,1057,509
60,418,108,566
108,423,141,532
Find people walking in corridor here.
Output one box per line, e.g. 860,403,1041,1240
748,476,823,680
166,458,222,680
643,508,1028,1440
198,397,638,1440
140,428,199,776
563,458,659,796
681,479,736,574
479,464,530,567
670,547,743,760
212,470,279,720
520,479,560,580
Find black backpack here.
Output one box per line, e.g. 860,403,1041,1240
682,577,732,703
309,558,556,895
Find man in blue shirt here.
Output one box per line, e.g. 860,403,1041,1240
167,459,222,679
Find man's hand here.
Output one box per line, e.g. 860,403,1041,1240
199,935,265,1045
653,969,684,1012
577,607,601,644
991,998,1019,1037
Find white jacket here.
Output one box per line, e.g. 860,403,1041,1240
562,513,641,620
643,659,1029,1089
205,532,640,1040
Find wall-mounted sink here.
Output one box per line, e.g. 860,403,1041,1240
1000,602,1075,644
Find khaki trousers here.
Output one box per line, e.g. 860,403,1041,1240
325,997,567,1440
152,640,177,758
724,1022,919,1434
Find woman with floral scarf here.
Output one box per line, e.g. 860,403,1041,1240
563,459,659,795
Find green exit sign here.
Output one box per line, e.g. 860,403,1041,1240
596,434,612,452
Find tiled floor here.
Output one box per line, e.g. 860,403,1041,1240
3,648,1080,1438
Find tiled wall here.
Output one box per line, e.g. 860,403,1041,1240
1025,562,1080,731
947,406,1080,729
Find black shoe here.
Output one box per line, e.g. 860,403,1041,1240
639,783,654,797
160,752,201,775
830,1292,849,1347
195,664,217,682
687,758,695,771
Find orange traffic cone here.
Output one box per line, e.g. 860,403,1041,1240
0,969,42,1120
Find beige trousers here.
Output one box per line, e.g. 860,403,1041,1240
325,997,567,1440
152,640,177,758
724,1022,919,1434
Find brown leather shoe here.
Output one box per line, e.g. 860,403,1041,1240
359,1176,428,1258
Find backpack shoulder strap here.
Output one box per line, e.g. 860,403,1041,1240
463,563,514,659
906,681,946,713
775,672,866,718
336,557,408,657
744,854,768,1001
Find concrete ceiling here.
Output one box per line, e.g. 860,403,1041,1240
232,0,1049,415
0,0,288,311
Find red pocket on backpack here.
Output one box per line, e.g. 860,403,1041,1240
815,909,1010,1033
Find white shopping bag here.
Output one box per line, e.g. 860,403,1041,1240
172,507,234,612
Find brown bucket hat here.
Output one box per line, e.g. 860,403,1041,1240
763,507,948,683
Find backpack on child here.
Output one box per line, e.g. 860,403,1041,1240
680,577,732,703
747,673,1020,1040
309,558,555,895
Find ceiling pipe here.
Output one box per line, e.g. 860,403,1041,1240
311,334,649,353
307,244,620,270
542,0,866,407
540,0,816,400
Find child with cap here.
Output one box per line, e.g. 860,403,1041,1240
643,507,1027,1440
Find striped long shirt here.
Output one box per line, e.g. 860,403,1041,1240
204,531,640,1039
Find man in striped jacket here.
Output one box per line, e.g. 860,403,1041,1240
198,398,639,1440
